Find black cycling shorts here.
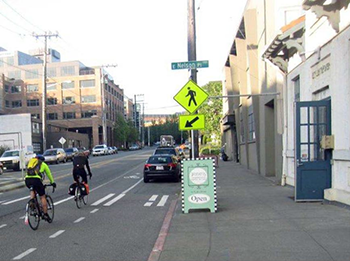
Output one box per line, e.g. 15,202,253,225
73,168,88,183
25,178,45,196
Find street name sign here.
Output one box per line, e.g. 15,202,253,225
179,114,205,131
173,80,209,114
171,60,209,70
182,158,217,213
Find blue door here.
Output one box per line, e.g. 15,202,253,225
295,100,331,201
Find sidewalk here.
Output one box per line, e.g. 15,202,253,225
0,170,25,192
159,160,350,261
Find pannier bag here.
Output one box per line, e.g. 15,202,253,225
81,182,89,195
68,183,77,195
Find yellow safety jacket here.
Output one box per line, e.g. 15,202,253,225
25,158,54,183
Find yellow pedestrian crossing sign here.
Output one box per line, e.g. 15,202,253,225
179,114,205,131
173,80,209,114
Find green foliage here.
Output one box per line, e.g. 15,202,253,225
0,145,10,156
199,146,220,155
198,81,223,146
114,113,139,146
148,114,188,144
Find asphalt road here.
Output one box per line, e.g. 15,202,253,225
0,148,181,261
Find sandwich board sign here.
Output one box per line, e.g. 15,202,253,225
182,158,217,213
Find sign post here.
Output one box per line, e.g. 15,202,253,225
182,158,217,213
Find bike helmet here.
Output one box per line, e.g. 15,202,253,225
36,154,45,161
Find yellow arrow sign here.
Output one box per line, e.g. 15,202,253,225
173,80,209,114
179,114,205,131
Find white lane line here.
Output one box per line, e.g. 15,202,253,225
122,179,143,194
0,224,7,229
149,195,158,201
74,217,85,223
144,202,153,207
157,195,169,207
19,216,25,220
49,230,65,238
13,248,36,260
2,196,30,205
104,194,125,206
54,196,74,206
91,193,115,206
90,209,99,213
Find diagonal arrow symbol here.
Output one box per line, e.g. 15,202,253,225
185,116,200,128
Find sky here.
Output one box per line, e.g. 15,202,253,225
0,0,247,114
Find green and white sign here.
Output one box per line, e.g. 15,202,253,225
182,158,217,213
171,60,209,70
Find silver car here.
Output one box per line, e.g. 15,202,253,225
43,148,67,164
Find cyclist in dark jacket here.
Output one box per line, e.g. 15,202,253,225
72,152,92,184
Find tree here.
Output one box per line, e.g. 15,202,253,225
198,81,223,146
114,113,128,147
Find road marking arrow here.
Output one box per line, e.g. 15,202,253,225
185,116,200,127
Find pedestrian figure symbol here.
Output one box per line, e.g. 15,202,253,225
186,87,197,107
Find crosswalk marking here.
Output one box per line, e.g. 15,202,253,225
104,194,125,206
149,195,158,201
157,195,169,207
91,193,115,206
0,224,7,229
90,209,99,213
144,202,153,207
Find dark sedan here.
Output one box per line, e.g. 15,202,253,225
143,155,180,183
64,147,79,161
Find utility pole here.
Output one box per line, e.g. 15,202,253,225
32,31,58,152
100,64,117,145
188,0,199,158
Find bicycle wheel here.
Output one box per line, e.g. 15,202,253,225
75,186,82,209
26,199,40,230
46,195,54,223
83,193,88,205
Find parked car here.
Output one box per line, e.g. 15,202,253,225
112,146,118,154
108,147,115,155
43,148,67,164
153,146,185,162
143,155,180,183
92,144,108,156
0,149,36,171
129,144,140,150
64,147,79,161
78,147,90,157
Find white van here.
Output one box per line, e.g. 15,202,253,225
92,144,108,156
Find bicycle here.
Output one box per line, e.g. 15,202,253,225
74,175,89,209
25,184,55,230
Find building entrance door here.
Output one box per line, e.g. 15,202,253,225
295,100,332,201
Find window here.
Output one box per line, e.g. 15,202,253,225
32,122,40,134
47,67,57,77
47,83,57,90
81,110,97,118
293,76,300,101
248,104,255,141
47,113,58,120
4,85,10,93
12,100,22,108
33,143,41,153
63,112,76,119
240,106,245,143
27,99,40,107
47,97,58,105
81,95,96,103
80,79,95,88
5,100,10,108
11,85,22,93
25,69,39,79
31,114,40,119
63,96,76,104
62,81,74,89
27,84,39,93
61,66,75,76
8,70,21,79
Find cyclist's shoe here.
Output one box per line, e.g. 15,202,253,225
43,213,52,223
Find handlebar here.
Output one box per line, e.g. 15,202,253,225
44,184,55,193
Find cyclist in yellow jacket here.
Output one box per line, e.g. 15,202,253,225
25,155,56,222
